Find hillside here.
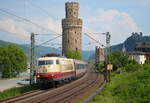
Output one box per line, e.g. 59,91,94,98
111,33,150,52
0,40,14,45
88,33,150,60
0,40,60,57
0,40,93,60
124,34,150,52
110,43,123,51
91,64,150,103
20,44,61,57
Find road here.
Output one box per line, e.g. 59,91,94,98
0,72,29,91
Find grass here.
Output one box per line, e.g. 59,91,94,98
90,64,150,103
0,84,39,100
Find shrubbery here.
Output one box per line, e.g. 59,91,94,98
98,51,141,73
0,84,39,99
0,44,27,78
91,51,150,103
91,64,150,103
109,51,129,71
65,50,82,60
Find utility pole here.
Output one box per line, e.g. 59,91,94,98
105,32,111,82
106,32,111,63
30,33,35,85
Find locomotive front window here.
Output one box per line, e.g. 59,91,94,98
38,60,54,65
38,61,45,65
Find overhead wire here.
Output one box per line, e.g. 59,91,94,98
0,1,62,56
0,27,29,41
0,8,60,35
0,2,106,49
36,33,62,36
85,32,105,35
27,0,54,18
84,33,105,47
25,0,62,47
36,35,62,48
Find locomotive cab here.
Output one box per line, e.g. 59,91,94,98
36,57,61,81
37,58,60,73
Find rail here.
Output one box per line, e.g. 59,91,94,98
0,67,105,103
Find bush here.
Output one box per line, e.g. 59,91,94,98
145,59,150,64
90,64,150,103
125,63,141,72
109,51,129,71
0,84,39,99
65,50,82,60
0,44,27,78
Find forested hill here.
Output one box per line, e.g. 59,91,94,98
0,40,14,45
2,33,150,60
111,34,150,52
0,40,92,60
0,40,61,57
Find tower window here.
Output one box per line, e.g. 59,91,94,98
76,48,78,51
75,39,77,43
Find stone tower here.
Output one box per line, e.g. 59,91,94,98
62,2,83,56
95,46,105,68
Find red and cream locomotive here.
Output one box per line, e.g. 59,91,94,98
36,55,88,88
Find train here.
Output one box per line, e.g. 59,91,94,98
36,56,88,88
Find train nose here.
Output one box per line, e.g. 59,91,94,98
51,74,54,77
36,73,53,79
37,74,40,78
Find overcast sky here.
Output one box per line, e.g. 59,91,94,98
0,0,149,50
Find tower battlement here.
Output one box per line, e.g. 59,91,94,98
65,2,79,18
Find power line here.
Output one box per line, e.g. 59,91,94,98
84,33,105,47
85,32,104,35
0,8,59,35
35,38,61,45
27,0,54,18
24,0,26,20
0,28,20,36
36,35,62,47
36,33,62,36
0,27,29,41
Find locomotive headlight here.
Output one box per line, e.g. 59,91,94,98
37,75,40,78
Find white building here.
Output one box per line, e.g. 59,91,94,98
128,52,146,64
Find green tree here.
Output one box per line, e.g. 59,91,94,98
97,61,106,73
145,59,150,64
65,50,82,60
109,51,129,71
0,44,27,78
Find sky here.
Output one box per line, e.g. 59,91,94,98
0,0,150,50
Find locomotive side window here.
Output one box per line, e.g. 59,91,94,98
46,60,54,65
38,61,45,65
56,60,59,64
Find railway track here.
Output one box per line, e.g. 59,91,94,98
0,88,51,103
50,69,102,103
0,68,104,103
